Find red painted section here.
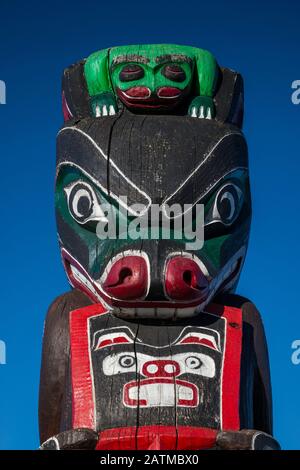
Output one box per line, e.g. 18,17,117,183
96,426,218,450
96,336,131,350
141,360,180,378
70,303,108,430
165,256,209,301
179,336,217,350
103,255,149,300
205,303,243,430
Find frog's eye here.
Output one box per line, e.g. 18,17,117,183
162,64,186,82
64,181,108,225
211,183,243,226
119,64,145,82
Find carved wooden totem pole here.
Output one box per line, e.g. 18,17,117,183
39,44,280,450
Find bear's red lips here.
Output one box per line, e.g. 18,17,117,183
123,378,199,408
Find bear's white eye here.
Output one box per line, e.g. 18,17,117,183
64,181,107,224
119,355,136,368
185,356,202,369
212,183,243,226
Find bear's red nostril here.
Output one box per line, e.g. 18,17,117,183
165,256,209,301
102,256,148,300
106,267,133,287
183,270,197,288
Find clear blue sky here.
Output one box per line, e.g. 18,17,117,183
0,0,299,450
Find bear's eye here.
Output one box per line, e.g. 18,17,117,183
119,355,136,368
162,64,186,82
212,183,243,225
185,356,202,369
119,64,145,82
64,181,107,225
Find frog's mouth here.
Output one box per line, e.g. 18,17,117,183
116,86,188,110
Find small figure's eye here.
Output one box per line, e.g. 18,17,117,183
212,183,243,225
185,356,202,369
162,64,186,82
119,355,136,368
64,181,107,225
119,64,145,82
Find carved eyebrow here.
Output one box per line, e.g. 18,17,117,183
172,327,221,352
111,55,150,69
155,54,193,66
92,326,141,350
178,332,220,352
94,332,133,350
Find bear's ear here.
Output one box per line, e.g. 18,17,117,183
214,68,244,129
62,60,90,121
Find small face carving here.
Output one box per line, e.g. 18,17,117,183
111,56,193,110
87,313,225,430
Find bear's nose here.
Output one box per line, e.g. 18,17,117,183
142,360,180,378
164,256,209,301
102,255,149,300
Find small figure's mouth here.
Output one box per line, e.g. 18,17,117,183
116,86,183,109
157,87,182,99
120,86,152,100
123,378,199,408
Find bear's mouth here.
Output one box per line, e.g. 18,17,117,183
123,378,199,408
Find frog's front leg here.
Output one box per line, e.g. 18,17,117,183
84,48,118,118
188,96,215,119
91,91,118,117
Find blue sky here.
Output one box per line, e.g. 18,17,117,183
0,0,299,449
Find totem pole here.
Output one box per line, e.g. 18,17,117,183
39,44,280,450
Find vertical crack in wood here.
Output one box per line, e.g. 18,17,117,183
103,314,113,436
106,110,122,195
167,325,178,450
139,117,147,191
134,323,140,450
